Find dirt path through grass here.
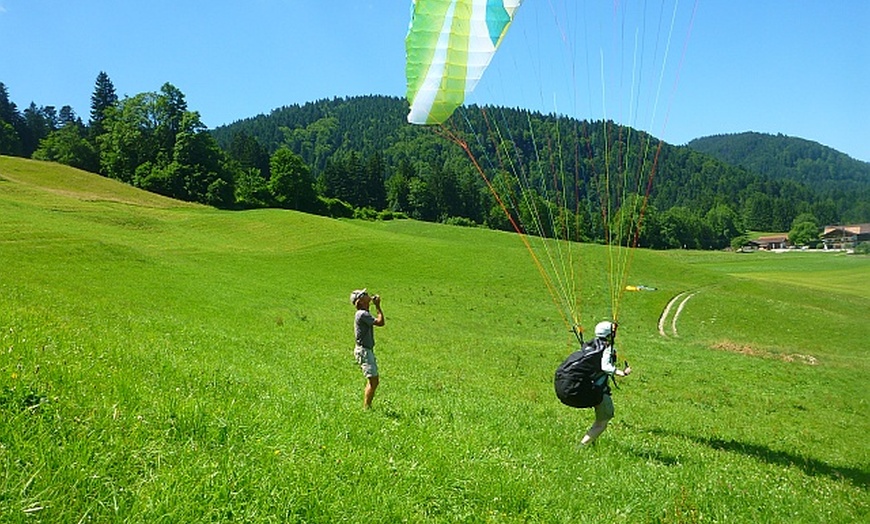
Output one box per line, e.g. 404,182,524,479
658,290,697,337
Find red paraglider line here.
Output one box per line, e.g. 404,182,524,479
435,122,576,333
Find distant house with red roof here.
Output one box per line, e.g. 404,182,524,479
755,234,790,250
821,223,870,250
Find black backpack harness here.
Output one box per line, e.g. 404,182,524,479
553,337,618,408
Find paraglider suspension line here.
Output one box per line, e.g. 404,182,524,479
572,325,584,346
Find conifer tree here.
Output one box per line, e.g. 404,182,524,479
89,71,118,137
0,83,22,155
0,82,18,124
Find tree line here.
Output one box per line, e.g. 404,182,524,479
3,78,866,250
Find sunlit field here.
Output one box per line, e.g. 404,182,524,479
1,157,867,522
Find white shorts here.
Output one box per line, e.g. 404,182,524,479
354,346,379,378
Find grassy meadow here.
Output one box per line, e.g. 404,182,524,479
1,156,867,522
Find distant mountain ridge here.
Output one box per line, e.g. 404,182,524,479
687,132,870,193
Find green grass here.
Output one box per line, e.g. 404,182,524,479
1,156,868,522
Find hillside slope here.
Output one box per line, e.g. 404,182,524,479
688,131,870,191
1,156,867,522
0,156,201,209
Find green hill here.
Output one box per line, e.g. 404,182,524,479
688,132,870,197
1,156,867,522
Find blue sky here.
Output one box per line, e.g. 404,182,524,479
1,1,868,162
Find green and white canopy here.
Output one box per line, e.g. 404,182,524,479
406,0,522,125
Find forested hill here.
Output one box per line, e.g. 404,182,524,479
212,95,869,237
688,132,870,192
212,95,408,163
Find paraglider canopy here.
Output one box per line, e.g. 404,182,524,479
405,0,522,125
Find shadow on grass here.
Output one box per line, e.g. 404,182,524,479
625,446,682,467
649,428,868,489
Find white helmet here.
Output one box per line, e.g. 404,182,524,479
594,321,615,338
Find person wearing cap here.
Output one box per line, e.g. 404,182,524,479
581,320,631,446
350,289,385,409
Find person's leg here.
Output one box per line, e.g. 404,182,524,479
364,375,379,408
581,395,614,445
356,347,380,409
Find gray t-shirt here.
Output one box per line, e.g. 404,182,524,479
354,309,376,349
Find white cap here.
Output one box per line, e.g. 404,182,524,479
350,288,367,305
594,321,614,338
